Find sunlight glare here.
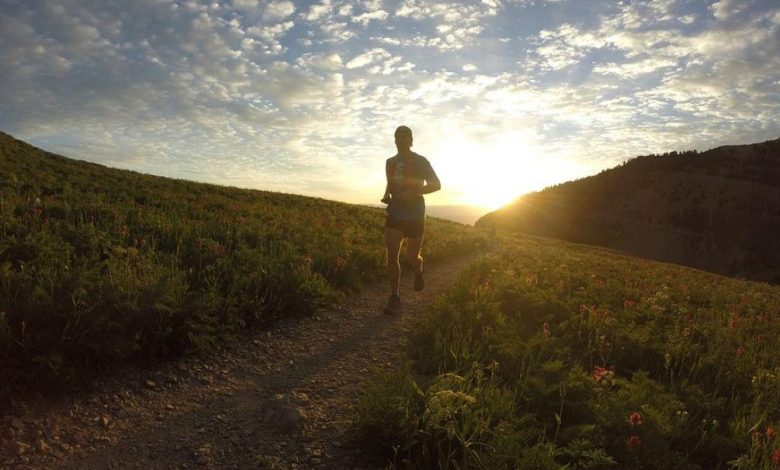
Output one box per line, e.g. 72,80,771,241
433,133,560,211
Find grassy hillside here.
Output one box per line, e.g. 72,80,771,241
477,138,780,284
0,131,487,386
356,234,780,469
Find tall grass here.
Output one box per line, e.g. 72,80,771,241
355,235,780,469
0,134,487,385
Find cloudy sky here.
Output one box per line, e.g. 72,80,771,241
1,0,778,209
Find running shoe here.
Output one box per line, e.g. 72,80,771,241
414,266,424,292
384,294,401,315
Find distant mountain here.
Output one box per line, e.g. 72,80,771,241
363,204,487,225
425,205,487,226
477,138,780,283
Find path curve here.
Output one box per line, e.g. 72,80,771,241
1,254,481,469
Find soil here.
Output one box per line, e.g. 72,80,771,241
1,255,479,469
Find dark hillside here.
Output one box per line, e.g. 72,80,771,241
0,131,486,386
477,138,780,283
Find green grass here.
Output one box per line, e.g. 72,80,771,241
355,234,780,469
0,133,487,386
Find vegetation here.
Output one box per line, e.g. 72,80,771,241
355,234,780,469
477,138,780,284
0,132,487,386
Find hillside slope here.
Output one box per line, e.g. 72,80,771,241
0,131,486,385
477,138,780,283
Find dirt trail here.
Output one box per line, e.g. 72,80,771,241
1,254,481,470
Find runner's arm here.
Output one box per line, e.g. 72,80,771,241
419,160,440,195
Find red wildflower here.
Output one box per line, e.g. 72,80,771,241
542,322,550,337
729,318,739,329
768,427,776,440
626,435,641,449
593,366,613,384
629,412,643,426
772,449,780,465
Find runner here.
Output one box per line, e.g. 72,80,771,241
381,125,441,314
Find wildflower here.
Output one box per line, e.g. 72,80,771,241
629,412,643,426
768,427,776,440
626,435,641,449
737,345,745,356
542,322,550,337
729,318,739,329
773,449,780,465
593,366,613,384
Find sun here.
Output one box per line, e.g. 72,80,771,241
432,133,560,211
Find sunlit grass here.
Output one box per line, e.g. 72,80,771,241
356,234,780,469
0,134,488,386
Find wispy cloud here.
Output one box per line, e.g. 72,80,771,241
0,0,777,208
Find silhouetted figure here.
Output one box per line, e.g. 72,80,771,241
381,126,441,314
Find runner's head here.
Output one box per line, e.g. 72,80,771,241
394,125,413,153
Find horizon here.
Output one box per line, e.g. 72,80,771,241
1,1,778,210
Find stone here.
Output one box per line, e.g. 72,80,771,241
14,441,32,456
35,438,49,453
99,416,111,428
260,398,304,433
9,417,24,432
143,380,157,390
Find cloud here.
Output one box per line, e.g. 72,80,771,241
394,0,497,50
233,0,259,12
304,0,332,22
345,48,392,69
262,1,296,21
0,0,777,206
352,9,389,26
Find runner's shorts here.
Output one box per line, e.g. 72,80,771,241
385,216,424,238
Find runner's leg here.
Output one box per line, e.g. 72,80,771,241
385,227,404,296
406,235,424,273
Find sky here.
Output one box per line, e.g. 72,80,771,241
1,0,779,210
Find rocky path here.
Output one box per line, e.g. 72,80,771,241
1,254,480,469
